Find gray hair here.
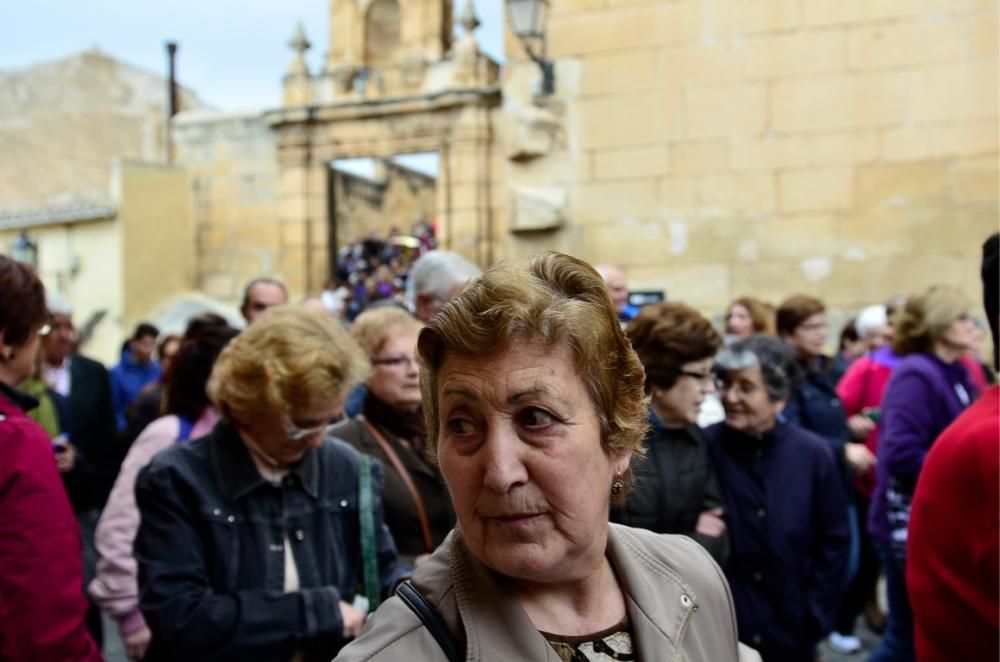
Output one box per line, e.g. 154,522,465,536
406,250,482,305
46,292,74,317
715,334,800,401
855,305,888,339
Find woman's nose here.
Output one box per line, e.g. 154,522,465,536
481,424,529,494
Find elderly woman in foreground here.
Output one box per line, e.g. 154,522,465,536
134,307,407,662
337,252,757,661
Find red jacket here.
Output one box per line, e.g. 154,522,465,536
907,385,999,662
0,386,102,661
836,349,896,496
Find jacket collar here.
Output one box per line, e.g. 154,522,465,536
442,525,694,660
209,419,320,501
0,379,39,413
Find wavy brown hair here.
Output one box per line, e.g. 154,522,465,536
776,294,826,337
627,302,722,392
417,251,649,504
208,306,369,423
728,296,775,335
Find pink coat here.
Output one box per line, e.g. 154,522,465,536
89,409,217,636
0,390,102,661
836,349,896,497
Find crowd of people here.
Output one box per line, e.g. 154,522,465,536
0,236,996,662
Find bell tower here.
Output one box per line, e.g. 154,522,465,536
325,0,452,75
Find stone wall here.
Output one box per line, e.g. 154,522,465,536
504,0,999,320
173,110,281,304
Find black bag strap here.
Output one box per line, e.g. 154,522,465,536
395,581,462,662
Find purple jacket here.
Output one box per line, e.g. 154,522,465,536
868,353,978,542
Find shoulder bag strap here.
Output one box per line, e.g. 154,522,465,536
358,454,381,612
358,415,435,553
396,581,463,662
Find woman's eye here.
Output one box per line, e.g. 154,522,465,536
519,407,555,429
446,418,475,435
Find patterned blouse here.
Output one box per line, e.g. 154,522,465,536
543,619,635,661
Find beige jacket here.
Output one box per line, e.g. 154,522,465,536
336,523,762,662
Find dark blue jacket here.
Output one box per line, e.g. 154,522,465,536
109,349,161,430
134,420,408,662
782,356,849,464
705,421,850,662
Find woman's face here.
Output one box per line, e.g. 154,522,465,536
367,328,421,412
651,357,714,428
726,304,754,338
241,397,345,467
788,312,828,359
1,327,42,386
940,315,977,353
718,364,785,435
436,339,631,585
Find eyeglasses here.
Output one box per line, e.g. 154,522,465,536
677,369,715,387
282,416,333,441
715,378,761,397
371,355,418,369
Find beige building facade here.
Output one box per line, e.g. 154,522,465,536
504,0,999,316
0,160,199,364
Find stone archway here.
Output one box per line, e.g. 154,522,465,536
267,77,500,297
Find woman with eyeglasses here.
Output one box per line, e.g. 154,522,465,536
610,302,729,564
133,306,407,662
0,256,102,660
705,334,851,662
329,307,454,565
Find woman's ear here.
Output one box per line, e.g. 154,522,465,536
614,450,633,476
0,329,12,362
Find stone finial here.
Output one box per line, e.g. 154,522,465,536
287,22,312,76
459,0,480,35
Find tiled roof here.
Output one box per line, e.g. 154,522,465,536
0,202,117,230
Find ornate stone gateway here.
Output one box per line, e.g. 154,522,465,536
264,0,501,295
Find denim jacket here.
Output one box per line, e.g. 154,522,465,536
134,420,408,662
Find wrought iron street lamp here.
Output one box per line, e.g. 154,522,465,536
10,231,38,267
505,0,555,96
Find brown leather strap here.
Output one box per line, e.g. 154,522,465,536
358,415,434,553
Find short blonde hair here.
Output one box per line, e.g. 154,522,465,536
893,285,971,356
417,252,649,505
350,307,423,357
208,306,369,423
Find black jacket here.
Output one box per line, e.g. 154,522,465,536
611,414,729,565
60,353,118,512
134,420,408,662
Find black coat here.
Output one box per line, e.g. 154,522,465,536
60,354,118,512
611,416,729,565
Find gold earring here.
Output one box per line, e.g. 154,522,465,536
611,475,624,495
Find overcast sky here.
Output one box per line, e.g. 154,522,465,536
0,0,504,111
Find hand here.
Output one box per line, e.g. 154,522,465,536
845,443,876,473
695,508,727,537
846,414,876,440
123,626,151,660
339,600,366,638
413,553,432,567
53,437,76,473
